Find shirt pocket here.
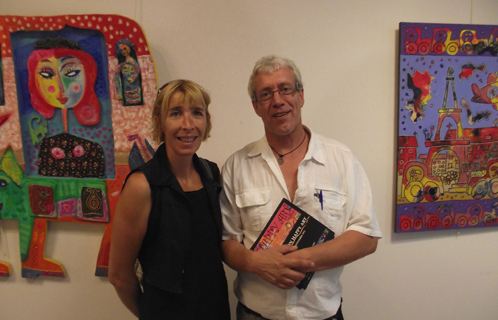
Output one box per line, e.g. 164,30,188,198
315,186,347,233
235,189,271,232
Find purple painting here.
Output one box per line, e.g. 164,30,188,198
396,22,498,232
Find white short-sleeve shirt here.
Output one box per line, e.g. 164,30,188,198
221,129,382,320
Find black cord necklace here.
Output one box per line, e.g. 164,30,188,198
269,131,307,165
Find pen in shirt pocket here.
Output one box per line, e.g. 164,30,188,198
314,190,324,210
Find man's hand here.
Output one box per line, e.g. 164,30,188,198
248,245,315,289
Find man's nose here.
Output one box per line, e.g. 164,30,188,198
271,89,285,104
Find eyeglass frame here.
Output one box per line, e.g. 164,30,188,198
252,82,302,102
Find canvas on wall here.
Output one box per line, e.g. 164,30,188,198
396,22,498,233
0,14,157,278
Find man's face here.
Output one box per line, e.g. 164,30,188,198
251,67,304,138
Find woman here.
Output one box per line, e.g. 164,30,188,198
109,80,230,319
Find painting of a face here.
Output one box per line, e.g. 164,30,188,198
27,46,101,125
119,43,130,56
34,55,85,109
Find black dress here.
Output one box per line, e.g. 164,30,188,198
139,188,231,320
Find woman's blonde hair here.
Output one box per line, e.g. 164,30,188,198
151,79,212,144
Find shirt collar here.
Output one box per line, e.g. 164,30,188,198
304,126,325,165
247,136,273,161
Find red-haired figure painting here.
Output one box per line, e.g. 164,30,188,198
0,14,157,279
28,37,100,129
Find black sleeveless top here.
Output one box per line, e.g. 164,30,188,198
132,144,230,320
139,188,230,320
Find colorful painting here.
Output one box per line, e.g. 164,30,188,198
114,38,144,106
396,22,498,233
0,14,158,278
0,50,4,106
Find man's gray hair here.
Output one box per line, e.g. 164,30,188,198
248,55,303,100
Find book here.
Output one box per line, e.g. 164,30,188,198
250,198,335,289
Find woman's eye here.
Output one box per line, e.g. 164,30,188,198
64,69,81,78
38,68,55,79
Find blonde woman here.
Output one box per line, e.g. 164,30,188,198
110,80,230,320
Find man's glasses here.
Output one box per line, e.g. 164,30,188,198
254,83,302,102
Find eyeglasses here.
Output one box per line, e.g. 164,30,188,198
253,83,302,102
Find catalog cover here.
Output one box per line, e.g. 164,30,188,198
251,198,335,289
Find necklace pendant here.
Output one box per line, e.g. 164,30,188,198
277,157,284,165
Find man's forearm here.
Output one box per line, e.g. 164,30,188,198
286,230,378,272
222,239,253,273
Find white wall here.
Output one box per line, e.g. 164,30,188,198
1,0,498,319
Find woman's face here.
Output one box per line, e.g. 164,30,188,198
162,92,207,159
34,55,86,109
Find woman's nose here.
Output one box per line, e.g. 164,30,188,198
182,114,193,129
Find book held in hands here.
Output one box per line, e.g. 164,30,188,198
250,198,335,289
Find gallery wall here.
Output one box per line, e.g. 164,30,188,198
1,0,497,319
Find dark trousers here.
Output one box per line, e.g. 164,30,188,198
237,301,344,320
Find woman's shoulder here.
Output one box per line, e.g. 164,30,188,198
123,171,150,194
201,158,219,170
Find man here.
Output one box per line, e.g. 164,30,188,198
220,55,382,320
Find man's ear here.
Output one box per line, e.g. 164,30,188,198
252,100,262,117
299,88,305,108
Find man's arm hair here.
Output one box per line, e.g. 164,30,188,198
285,230,378,271
222,239,315,290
